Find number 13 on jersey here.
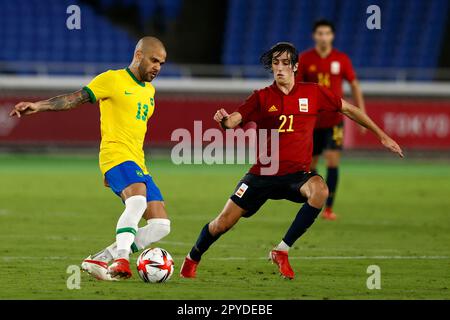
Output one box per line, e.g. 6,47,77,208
136,102,149,121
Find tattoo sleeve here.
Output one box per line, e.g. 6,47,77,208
43,89,91,111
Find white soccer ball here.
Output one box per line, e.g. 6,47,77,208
136,247,174,283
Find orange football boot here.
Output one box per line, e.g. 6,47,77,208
180,256,199,278
269,250,295,280
107,258,132,279
321,207,337,220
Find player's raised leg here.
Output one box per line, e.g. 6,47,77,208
271,176,328,279
82,188,170,280
180,200,246,278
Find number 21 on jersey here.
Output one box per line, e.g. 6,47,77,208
278,115,294,132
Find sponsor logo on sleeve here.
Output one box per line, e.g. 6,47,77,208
235,183,249,198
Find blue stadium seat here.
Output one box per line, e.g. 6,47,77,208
222,0,449,80
0,0,182,73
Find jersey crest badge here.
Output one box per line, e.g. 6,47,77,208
331,61,340,75
299,98,309,112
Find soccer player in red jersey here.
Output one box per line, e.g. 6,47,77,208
180,42,402,280
296,20,366,220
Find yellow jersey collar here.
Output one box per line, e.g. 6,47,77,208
126,68,146,87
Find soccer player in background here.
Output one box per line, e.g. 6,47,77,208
296,20,366,220
9,37,170,281
180,42,402,280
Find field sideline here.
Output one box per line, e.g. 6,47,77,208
0,154,449,299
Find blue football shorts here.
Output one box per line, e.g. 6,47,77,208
104,161,163,202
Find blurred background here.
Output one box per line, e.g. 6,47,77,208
0,0,450,156
1,0,450,300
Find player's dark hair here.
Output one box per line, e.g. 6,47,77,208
260,42,298,72
312,19,335,33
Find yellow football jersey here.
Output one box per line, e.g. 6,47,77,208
83,68,155,175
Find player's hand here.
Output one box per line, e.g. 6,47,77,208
214,108,229,123
381,135,404,158
9,101,40,118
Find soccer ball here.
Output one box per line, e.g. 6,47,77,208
136,247,174,283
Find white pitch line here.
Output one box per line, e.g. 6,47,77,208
1,255,449,262
209,255,450,261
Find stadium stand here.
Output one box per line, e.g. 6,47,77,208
0,0,448,79
0,0,134,73
0,0,182,70
222,0,449,79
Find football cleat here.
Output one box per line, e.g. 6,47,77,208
269,250,295,280
107,258,132,279
179,256,199,278
81,255,117,281
321,207,337,220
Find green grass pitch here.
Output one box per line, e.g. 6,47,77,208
0,153,449,300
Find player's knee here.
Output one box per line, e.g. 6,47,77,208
325,152,340,167
134,218,170,250
310,181,329,207
125,195,147,213
119,195,147,228
155,219,171,238
148,218,171,240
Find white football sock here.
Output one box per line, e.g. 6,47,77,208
275,240,290,252
134,218,171,250
90,218,170,263
91,242,116,262
115,195,147,260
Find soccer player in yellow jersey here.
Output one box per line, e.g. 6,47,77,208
9,37,169,280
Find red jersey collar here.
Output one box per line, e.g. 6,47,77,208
313,47,335,59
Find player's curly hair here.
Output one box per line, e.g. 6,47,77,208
260,42,298,73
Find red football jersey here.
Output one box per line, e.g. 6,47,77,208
236,82,342,176
296,48,355,128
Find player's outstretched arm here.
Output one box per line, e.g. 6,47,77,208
350,80,366,114
341,99,404,158
350,79,367,134
213,108,242,129
9,89,91,118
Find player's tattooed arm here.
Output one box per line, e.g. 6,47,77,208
213,108,242,129
9,89,91,118
341,99,404,158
